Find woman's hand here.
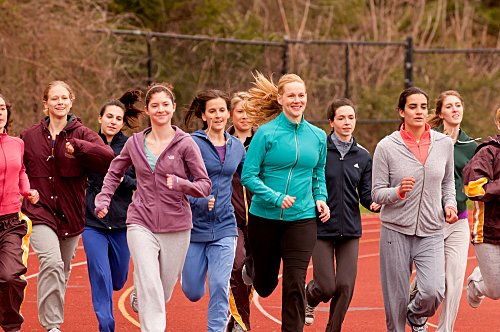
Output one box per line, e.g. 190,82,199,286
281,195,296,209
166,174,173,190
316,200,330,223
400,176,415,196
65,141,75,154
370,202,381,211
97,208,108,219
208,197,215,211
445,207,458,224
27,189,39,204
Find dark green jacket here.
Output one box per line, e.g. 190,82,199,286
435,125,477,214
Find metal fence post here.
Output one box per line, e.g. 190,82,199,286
404,35,414,88
281,36,289,76
345,43,350,99
147,34,154,87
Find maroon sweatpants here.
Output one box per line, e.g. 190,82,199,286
0,212,31,332
228,227,253,331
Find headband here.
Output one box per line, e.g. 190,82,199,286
145,85,174,101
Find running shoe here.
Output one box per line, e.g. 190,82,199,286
48,329,61,332
304,284,315,326
467,266,485,308
130,287,139,313
242,264,253,286
406,312,427,332
305,303,315,326
232,322,245,332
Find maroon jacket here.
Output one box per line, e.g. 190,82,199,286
21,115,115,238
463,135,500,244
227,126,253,228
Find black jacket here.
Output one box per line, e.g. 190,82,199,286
317,132,375,238
85,131,136,230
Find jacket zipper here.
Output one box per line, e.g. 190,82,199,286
0,137,6,204
340,155,344,236
205,135,230,240
280,123,299,220
414,143,433,234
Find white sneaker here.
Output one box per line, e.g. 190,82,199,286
48,328,61,332
305,303,315,326
242,264,253,286
232,322,245,332
411,324,428,332
130,287,139,313
467,266,485,308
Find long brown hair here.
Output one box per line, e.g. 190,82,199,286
100,89,144,130
184,90,231,130
243,72,305,125
427,90,464,128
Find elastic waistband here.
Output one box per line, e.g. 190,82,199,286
0,212,20,222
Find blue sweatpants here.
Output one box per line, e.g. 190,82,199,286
181,236,236,332
82,226,130,332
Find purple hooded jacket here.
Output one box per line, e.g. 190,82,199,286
95,126,212,233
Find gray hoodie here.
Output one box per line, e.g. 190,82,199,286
372,130,456,236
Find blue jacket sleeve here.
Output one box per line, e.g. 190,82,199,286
312,133,328,202
241,129,284,207
359,156,375,211
188,195,214,211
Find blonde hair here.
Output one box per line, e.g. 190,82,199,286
495,108,500,124
43,81,75,116
244,72,305,125
428,90,464,128
231,92,251,112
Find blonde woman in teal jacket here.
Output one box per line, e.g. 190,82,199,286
241,73,329,332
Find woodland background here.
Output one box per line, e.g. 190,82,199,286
1,0,500,152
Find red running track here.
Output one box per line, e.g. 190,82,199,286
21,214,500,331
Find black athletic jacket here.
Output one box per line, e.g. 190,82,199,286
85,131,136,230
317,132,376,238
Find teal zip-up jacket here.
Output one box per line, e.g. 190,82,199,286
241,111,327,221
435,125,477,215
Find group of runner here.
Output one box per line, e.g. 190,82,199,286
0,75,499,332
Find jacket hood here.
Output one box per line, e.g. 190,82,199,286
98,129,127,145
327,130,359,152
433,125,477,145
476,134,500,153
387,129,448,145
191,128,231,142
134,125,190,144
42,114,81,131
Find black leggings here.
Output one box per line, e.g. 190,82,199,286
247,213,317,332
306,237,359,332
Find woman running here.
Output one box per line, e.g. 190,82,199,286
21,81,115,332
372,87,457,332
0,94,39,332
408,91,476,332
95,83,211,332
240,73,329,332
304,98,380,331
227,92,254,332
83,90,143,332
181,90,246,332
464,107,500,309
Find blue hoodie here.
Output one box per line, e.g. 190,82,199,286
189,129,246,242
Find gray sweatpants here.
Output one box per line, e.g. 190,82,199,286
127,224,191,332
468,243,500,301
379,225,445,332
30,224,80,331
